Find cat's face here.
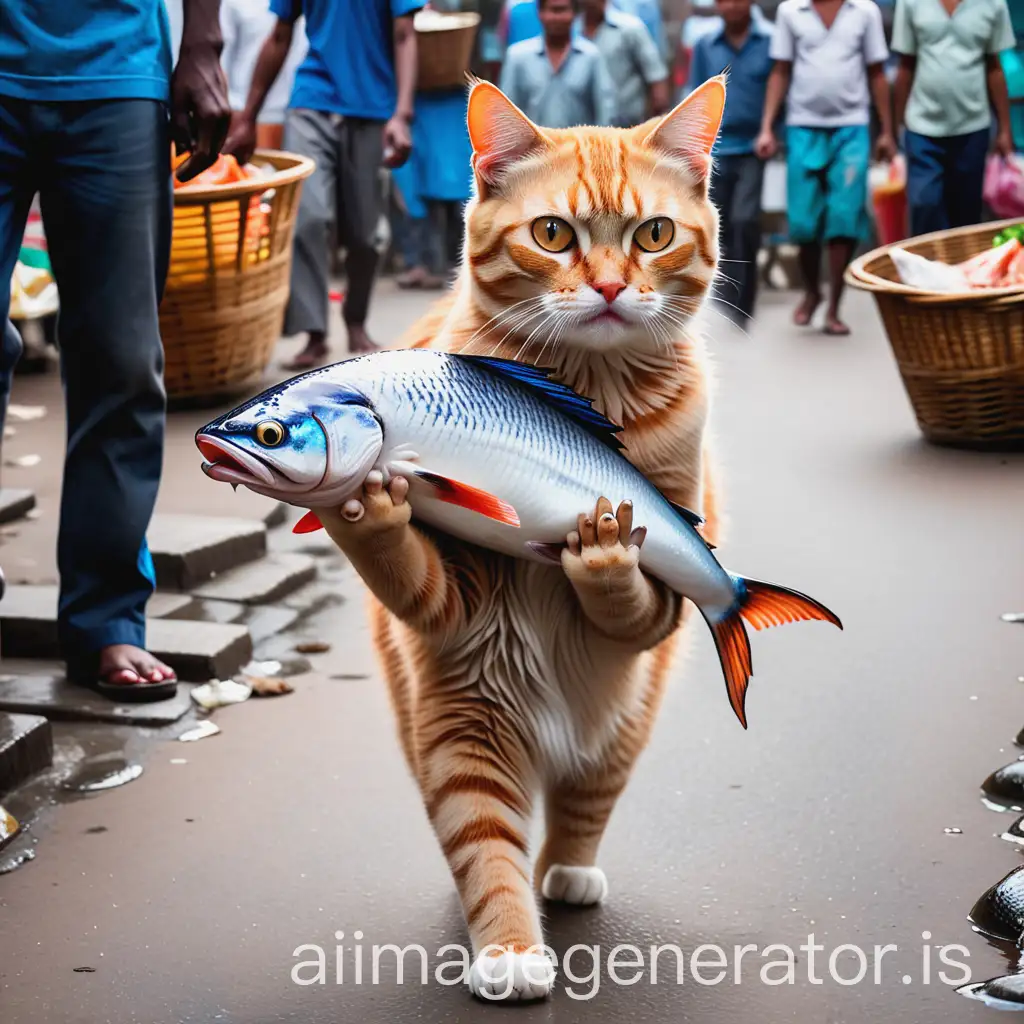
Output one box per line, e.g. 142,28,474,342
464,79,726,354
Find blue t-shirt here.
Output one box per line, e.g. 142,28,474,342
687,22,774,156
271,0,422,121
0,0,172,102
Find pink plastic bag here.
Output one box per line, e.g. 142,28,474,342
983,155,1024,219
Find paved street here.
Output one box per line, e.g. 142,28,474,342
1,280,1023,1023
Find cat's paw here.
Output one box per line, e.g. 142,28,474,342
334,471,412,535
561,496,646,586
468,949,556,1002
542,864,609,906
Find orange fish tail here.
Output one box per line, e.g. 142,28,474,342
708,578,842,728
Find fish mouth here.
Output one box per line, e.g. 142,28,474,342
197,435,276,487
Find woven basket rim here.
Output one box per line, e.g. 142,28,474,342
172,149,315,206
414,10,481,31
845,218,1024,303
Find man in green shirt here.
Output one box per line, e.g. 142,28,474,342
893,0,1016,235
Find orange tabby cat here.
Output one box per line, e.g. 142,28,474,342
318,77,726,1001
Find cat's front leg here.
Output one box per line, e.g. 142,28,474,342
416,701,555,1002
561,497,681,651
318,472,463,634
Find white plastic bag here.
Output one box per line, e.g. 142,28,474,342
889,247,969,293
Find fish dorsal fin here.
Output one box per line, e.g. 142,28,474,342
670,501,704,529
460,355,625,451
669,500,714,547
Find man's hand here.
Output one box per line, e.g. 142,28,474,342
223,110,259,166
996,128,1016,159
382,115,413,169
754,129,778,161
875,132,897,164
171,40,232,181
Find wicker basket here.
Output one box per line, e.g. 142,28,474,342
416,11,480,92
846,219,1024,450
160,150,314,404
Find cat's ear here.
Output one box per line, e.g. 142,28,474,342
642,75,726,185
467,81,547,193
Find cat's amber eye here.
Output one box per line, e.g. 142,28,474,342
531,217,576,253
633,218,675,253
255,420,286,447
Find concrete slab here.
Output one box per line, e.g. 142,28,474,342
0,712,51,796
0,586,200,658
0,488,35,525
147,619,252,682
191,599,300,645
147,514,266,590
0,675,192,725
192,553,316,605
263,501,288,529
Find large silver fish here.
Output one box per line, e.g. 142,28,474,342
196,349,841,726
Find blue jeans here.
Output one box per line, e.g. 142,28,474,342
0,97,170,671
905,127,990,236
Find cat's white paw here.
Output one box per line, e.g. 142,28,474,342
468,949,556,1002
542,864,608,905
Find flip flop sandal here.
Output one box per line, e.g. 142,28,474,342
71,674,179,704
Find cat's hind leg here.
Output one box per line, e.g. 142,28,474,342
536,643,676,905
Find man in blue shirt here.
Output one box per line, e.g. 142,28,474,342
0,1,230,700
501,0,617,128
688,0,773,320
226,0,420,366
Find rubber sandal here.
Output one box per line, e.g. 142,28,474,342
71,674,179,703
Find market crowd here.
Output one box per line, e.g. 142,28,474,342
0,0,1019,701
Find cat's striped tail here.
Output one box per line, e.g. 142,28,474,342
703,578,843,729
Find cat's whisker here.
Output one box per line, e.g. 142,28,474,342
462,296,547,353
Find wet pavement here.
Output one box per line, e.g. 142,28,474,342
1,282,1024,1022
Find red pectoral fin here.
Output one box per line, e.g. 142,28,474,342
292,510,324,534
413,469,520,527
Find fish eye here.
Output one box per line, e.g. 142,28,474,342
255,420,286,447
531,216,576,253
633,217,675,253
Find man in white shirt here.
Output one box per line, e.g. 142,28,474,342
756,0,896,336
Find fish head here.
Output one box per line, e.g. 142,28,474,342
196,376,384,507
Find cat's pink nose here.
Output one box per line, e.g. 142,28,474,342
595,281,625,305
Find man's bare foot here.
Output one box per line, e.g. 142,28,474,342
346,323,377,354
793,292,821,327
99,644,176,686
283,332,330,371
823,312,851,336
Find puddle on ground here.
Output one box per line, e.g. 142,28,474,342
0,723,146,874
61,755,143,793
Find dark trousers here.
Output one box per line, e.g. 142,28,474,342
905,127,990,236
0,97,170,668
283,109,384,332
709,153,765,320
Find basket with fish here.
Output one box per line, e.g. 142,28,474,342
846,219,1024,450
162,148,314,405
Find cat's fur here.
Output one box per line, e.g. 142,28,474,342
319,78,727,1001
